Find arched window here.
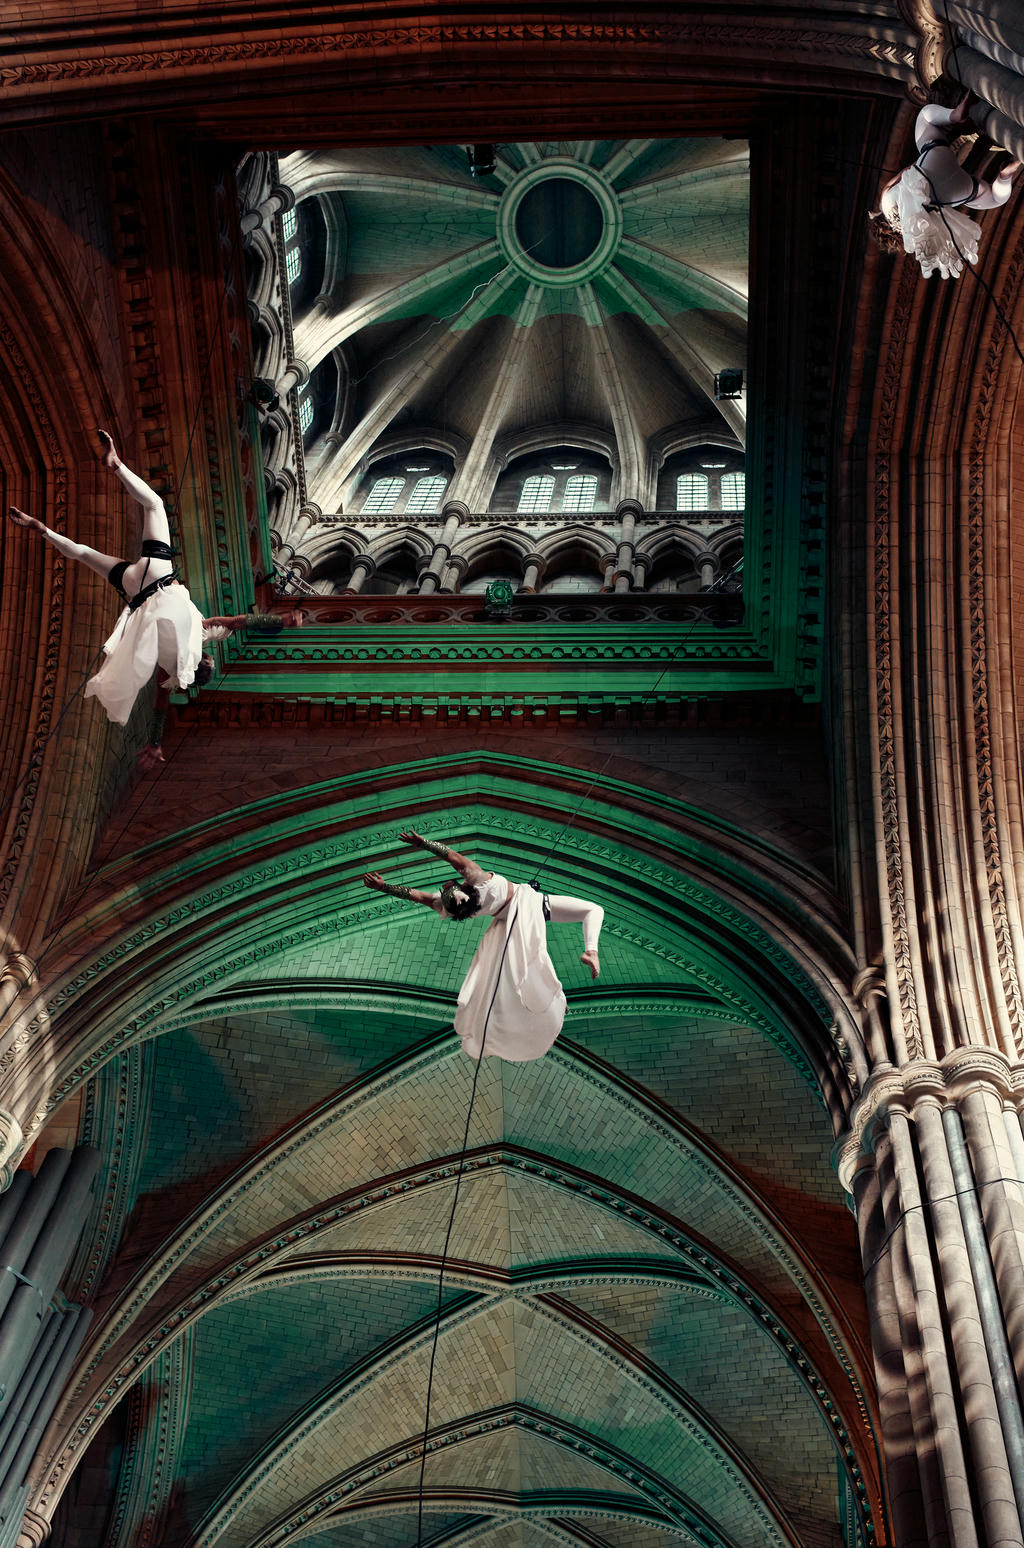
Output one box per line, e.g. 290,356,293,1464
676,473,709,511
518,475,555,514
362,477,406,514
298,393,314,435
285,245,302,286
720,472,745,510
405,475,448,515
281,208,298,241
561,475,598,513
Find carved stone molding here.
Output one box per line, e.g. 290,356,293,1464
0,20,919,98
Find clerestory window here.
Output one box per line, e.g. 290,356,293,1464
561,475,599,514
720,472,745,510
363,477,406,514
517,475,556,514
676,473,710,511
405,475,448,515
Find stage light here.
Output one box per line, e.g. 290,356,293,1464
713,369,743,400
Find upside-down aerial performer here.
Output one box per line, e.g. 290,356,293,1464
871,96,1020,278
364,830,604,1062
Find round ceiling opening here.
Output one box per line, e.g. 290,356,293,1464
514,178,605,270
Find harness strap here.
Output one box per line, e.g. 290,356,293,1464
916,140,980,209
128,571,178,613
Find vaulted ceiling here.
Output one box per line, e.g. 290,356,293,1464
270,137,748,515
0,11,930,1548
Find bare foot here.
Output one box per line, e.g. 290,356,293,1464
8,506,44,533
580,949,600,980
97,430,120,470
950,92,976,127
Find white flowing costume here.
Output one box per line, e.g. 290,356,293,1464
882,104,1015,279
84,582,206,725
434,873,602,1063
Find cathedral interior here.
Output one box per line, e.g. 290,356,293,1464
2,3,1024,1547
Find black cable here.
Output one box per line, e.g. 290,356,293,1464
917,165,1024,366
929,0,1024,364
862,1173,1024,1280
529,558,743,886
415,899,519,1548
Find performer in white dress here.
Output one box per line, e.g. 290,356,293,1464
871,97,1020,279
363,830,604,1062
10,432,202,723
9,434,304,733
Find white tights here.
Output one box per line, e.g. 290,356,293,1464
547,895,604,953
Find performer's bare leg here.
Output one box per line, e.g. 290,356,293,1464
98,431,171,548
547,895,603,979
8,507,123,580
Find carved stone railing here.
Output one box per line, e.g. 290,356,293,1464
270,588,744,629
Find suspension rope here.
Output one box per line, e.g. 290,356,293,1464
414,901,518,1548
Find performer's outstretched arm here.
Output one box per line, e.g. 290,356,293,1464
8,507,123,581
363,871,438,907
400,829,490,885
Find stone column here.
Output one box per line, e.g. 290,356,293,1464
612,500,643,594
276,358,310,398
341,555,376,594
852,1152,929,1546
440,554,468,595
518,552,545,594
417,503,466,594
697,553,717,591
239,184,293,237
841,1057,1024,1547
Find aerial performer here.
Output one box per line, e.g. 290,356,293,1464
870,96,1021,278
9,433,303,731
363,830,604,1062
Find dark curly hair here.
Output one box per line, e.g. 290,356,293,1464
868,214,904,256
442,883,481,921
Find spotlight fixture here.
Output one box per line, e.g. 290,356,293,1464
713,369,744,400
467,144,497,178
247,377,280,414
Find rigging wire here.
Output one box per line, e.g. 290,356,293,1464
410,559,741,1540
931,0,1024,365
414,903,518,1548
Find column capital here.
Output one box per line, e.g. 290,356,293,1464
834,1048,1024,1192
615,498,645,521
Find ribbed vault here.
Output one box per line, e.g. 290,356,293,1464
16,766,880,1546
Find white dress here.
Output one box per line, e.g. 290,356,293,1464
84,582,205,726
436,874,567,1062
883,104,1015,280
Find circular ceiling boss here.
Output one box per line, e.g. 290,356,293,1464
497,158,623,288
